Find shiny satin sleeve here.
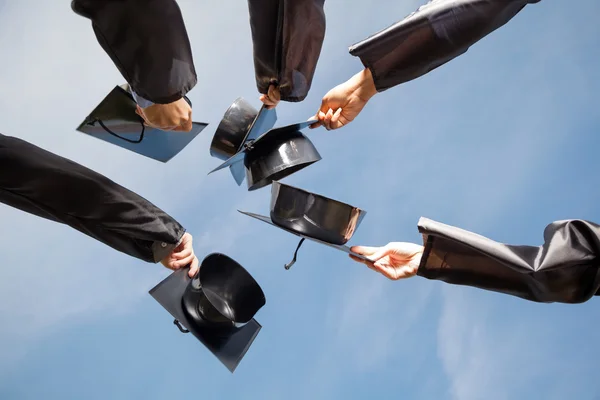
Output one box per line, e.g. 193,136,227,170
0,134,185,263
416,217,600,304
71,0,197,104
248,0,326,102
348,0,541,92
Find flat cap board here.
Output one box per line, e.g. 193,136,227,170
226,105,278,185
229,159,247,187
252,118,318,144
243,105,278,144
76,85,208,162
149,268,262,373
238,211,372,262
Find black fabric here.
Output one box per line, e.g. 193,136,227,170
248,0,326,102
0,133,185,263
349,0,541,92
416,217,600,304
72,0,197,104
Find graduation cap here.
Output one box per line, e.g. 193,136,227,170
239,181,372,269
149,253,266,373
208,97,321,191
76,84,208,162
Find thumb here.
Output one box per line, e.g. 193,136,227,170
188,256,200,278
350,245,390,262
350,245,379,256
308,113,322,129
268,84,280,101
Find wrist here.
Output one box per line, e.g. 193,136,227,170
353,68,377,102
130,89,155,109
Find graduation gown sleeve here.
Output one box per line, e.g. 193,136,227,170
71,0,197,104
248,0,326,102
348,0,541,92
0,133,185,263
416,217,600,304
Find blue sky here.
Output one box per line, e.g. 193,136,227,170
0,0,599,399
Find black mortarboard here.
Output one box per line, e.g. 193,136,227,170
149,253,266,373
208,97,322,191
239,181,372,269
76,84,208,162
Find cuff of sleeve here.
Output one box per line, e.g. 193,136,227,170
348,50,391,93
130,89,155,108
416,234,436,278
151,228,186,263
416,216,439,278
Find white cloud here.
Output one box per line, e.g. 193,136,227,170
429,4,600,397
277,1,600,399
295,268,434,399
434,285,593,400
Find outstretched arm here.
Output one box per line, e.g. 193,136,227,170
350,217,600,304
416,217,600,304
313,0,541,130
349,0,541,92
0,133,189,267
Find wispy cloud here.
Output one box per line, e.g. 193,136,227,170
431,4,600,397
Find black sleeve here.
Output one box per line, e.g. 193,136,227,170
0,133,185,263
248,0,326,102
348,0,541,92
71,0,197,104
416,217,600,304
